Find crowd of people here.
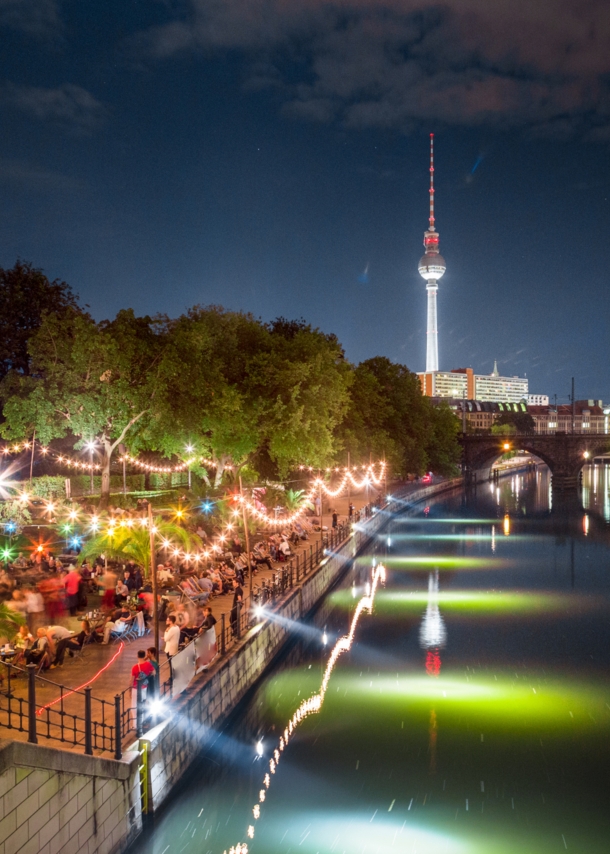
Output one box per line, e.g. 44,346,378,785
0,506,344,689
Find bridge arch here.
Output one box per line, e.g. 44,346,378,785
459,433,610,490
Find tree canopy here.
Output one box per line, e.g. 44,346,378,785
0,265,461,501
0,261,87,381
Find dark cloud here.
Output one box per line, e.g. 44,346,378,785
136,0,610,136
0,157,83,191
0,0,61,39
1,83,107,132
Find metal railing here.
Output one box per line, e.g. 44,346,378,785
0,661,123,758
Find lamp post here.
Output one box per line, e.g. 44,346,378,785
239,475,253,601
29,430,36,486
148,501,160,655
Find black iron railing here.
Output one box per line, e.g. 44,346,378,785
0,661,123,758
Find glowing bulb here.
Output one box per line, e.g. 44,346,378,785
256,739,263,756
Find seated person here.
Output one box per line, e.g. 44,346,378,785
197,571,214,597
157,564,174,587
51,620,91,667
13,624,34,665
25,628,50,668
278,538,293,559
101,607,133,644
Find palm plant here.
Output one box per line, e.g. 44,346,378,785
0,602,25,642
77,516,202,577
284,489,313,514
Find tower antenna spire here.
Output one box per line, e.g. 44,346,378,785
418,133,446,373
429,132,435,232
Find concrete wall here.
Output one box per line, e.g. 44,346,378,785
0,740,141,854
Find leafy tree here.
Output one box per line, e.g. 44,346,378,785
284,488,313,513
338,357,460,478
0,261,86,382
152,308,351,483
1,309,170,507
493,411,535,435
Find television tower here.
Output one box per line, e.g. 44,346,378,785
418,134,446,373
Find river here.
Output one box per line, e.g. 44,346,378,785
129,466,610,854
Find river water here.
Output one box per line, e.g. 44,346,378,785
129,467,610,854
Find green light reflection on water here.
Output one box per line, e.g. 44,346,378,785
328,588,580,614
263,670,610,733
356,556,508,569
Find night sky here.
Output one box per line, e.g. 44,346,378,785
1,1,609,401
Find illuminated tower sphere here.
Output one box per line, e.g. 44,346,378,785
418,133,446,373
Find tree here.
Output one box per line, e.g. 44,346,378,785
338,357,460,477
493,410,535,435
1,309,170,507
151,308,352,483
0,261,86,382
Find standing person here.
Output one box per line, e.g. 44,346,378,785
314,493,321,520
196,607,217,671
24,587,45,633
131,649,154,714
63,565,81,616
163,615,180,661
230,578,243,638
99,567,117,612
46,625,73,661
145,648,159,699
331,509,338,529
348,502,354,520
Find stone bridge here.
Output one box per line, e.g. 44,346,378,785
459,433,610,490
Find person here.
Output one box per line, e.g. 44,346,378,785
196,607,217,671
198,571,214,598
23,587,45,633
63,565,82,616
230,578,243,637
163,615,180,660
332,509,338,529
131,649,155,712
101,607,133,644
157,564,174,587
13,624,34,665
7,590,27,620
51,620,91,667
46,624,73,660
24,628,50,668
348,502,354,519
99,568,117,611
145,647,159,699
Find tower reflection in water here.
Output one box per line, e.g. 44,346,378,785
419,569,446,774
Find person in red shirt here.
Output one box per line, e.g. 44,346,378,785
63,565,82,616
131,649,155,714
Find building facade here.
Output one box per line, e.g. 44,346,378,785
418,365,528,404
527,394,549,406
445,399,608,435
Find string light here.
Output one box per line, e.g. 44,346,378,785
223,563,386,853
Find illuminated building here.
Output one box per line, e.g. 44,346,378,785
418,361,528,403
418,134,445,373
527,394,549,406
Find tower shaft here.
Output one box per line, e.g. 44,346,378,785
426,283,438,372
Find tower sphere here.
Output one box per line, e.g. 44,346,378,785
418,253,446,281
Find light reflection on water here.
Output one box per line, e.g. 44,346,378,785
129,469,610,854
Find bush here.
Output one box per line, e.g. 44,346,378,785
29,475,67,499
